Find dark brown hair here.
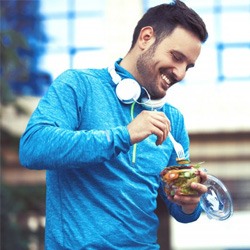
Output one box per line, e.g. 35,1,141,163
130,0,208,49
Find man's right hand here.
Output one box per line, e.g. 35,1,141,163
127,110,171,146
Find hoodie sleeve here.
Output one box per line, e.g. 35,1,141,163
19,69,131,170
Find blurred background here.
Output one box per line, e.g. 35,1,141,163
1,0,250,249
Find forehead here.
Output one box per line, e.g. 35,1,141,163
158,26,202,61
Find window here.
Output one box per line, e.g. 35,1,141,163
39,0,105,79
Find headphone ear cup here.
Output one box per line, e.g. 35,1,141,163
116,79,141,104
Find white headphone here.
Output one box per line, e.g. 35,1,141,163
108,64,167,110
108,65,141,104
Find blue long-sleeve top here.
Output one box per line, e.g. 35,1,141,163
19,61,202,249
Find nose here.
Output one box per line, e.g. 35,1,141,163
172,65,187,81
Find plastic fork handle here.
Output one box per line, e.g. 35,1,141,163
168,132,176,145
168,132,185,159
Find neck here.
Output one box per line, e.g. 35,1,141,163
120,53,143,87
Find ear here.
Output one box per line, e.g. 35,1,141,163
138,26,156,50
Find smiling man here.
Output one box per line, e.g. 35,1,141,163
122,26,202,99
19,1,209,249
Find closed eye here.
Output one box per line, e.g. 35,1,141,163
171,52,183,62
171,51,195,71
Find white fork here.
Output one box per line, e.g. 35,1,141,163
168,132,185,159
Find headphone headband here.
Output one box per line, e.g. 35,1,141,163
108,65,121,85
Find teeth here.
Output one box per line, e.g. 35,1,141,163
161,74,171,86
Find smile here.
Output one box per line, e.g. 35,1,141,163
161,74,171,88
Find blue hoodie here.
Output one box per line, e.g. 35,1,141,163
19,61,202,249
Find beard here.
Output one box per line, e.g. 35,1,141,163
136,46,164,99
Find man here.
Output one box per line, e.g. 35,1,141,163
19,1,208,249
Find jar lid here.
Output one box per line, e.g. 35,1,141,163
200,174,233,220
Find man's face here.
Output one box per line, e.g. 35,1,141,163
136,26,202,99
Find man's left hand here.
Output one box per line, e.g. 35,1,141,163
168,170,208,214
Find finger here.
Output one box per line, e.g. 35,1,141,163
154,127,166,145
155,124,169,145
151,111,170,128
168,194,200,208
191,182,208,195
199,171,208,183
150,113,170,145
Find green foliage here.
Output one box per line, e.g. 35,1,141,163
0,0,48,103
0,4,32,104
0,29,31,104
0,30,31,78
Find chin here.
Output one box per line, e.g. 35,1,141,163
147,86,167,100
152,92,167,100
